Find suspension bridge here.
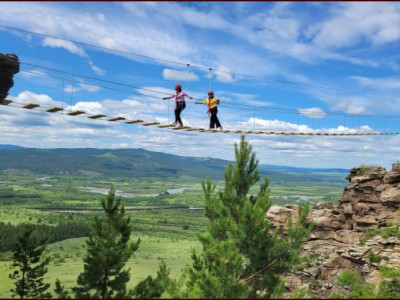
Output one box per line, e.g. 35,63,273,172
1,97,399,136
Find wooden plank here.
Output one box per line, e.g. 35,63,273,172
125,119,143,124
203,129,217,133
0,99,12,105
46,107,63,113
108,116,126,121
22,103,40,109
142,122,160,126
157,124,175,128
88,114,106,119
67,110,85,116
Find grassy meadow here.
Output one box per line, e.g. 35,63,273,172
0,234,201,298
0,167,347,297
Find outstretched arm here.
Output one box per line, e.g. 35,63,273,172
163,95,174,100
195,99,207,105
182,91,193,99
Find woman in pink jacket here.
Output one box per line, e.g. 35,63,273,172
163,84,193,127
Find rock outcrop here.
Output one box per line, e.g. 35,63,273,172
267,163,400,298
0,53,20,102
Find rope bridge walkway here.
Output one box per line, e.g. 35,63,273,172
2,98,398,137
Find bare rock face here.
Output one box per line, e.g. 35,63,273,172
0,53,20,102
267,163,400,298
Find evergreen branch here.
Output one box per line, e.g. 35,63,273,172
239,238,298,285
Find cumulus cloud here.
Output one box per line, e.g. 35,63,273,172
298,107,326,119
332,99,367,115
68,101,104,115
13,91,62,107
241,117,312,132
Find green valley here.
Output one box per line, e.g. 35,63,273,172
0,147,348,297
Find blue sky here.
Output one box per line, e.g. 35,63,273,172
1,1,400,169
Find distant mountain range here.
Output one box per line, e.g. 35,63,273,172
0,144,24,149
259,164,348,174
0,145,348,182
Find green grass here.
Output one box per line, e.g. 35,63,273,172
0,235,201,298
0,207,58,225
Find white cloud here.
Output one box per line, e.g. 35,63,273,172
162,69,199,82
298,107,326,119
63,84,78,93
310,2,400,48
78,82,102,93
64,82,101,93
68,101,104,114
88,60,106,76
42,37,87,57
214,66,234,83
13,91,62,107
41,38,105,76
19,69,48,79
332,99,367,115
241,118,312,132
352,76,400,90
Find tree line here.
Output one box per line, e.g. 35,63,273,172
0,221,91,252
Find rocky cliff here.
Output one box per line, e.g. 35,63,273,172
0,52,20,102
267,162,400,298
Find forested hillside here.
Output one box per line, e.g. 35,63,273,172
0,147,347,183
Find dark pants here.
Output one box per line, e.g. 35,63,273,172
175,102,186,125
209,107,221,129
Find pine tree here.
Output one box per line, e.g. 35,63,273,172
133,260,171,298
9,226,52,299
54,278,70,299
73,185,140,298
172,135,314,298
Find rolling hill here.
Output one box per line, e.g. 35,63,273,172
0,147,348,182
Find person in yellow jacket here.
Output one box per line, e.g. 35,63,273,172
195,90,222,130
